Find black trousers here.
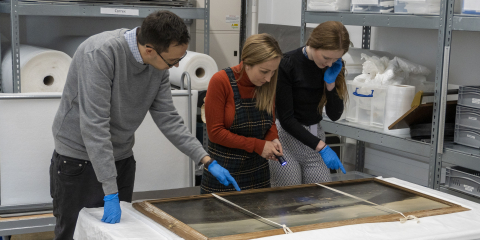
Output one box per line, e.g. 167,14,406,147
49,151,136,240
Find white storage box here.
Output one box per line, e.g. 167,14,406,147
346,81,388,128
351,0,394,13
394,0,441,14
459,0,480,15
307,0,351,11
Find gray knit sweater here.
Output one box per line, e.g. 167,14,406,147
52,29,207,195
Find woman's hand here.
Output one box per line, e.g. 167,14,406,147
272,139,283,156
261,141,281,161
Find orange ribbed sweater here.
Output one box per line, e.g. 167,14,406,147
205,63,278,155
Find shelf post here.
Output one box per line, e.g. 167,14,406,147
204,0,210,55
362,26,371,49
10,0,21,93
429,0,454,189
300,0,306,47
355,140,365,172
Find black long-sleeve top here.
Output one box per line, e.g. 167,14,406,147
276,47,344,150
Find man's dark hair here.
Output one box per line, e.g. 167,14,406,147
137,11,190,53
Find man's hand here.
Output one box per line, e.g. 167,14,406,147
102,193,121,224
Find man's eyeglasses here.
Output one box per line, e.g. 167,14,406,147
146,45,187,68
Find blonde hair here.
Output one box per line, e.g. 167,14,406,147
236,33,282,115
307,21,350,113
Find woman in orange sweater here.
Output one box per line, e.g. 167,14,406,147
201,34,283,193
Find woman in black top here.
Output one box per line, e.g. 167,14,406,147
270,21,349,186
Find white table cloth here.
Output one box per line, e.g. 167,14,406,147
74,177,480,240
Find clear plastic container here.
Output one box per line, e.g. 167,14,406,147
394,0,441,14
454,125,480,148
346,81,387,128
307,0,351,11
456,105,480,130
370,85,388,127
351,0,394,13
346,80,361,122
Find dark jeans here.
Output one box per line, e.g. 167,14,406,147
50,150,136,240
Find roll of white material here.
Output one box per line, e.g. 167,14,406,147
168,51,218,90
1,45,72,93
383,85,416,136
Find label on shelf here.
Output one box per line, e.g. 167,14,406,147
464,0,480,11
469,116,478,121
101,8,139,16
467,134,476,139
352,0,378,4
464,184,474,192
473,98,480,104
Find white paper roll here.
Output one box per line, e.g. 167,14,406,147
383,85,416,136
169,51,218,90
1,45,72,93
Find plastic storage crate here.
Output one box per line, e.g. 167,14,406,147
458,86,480,109
307,0,351,11
394,0,441,14
456,105,480,130
454,125,480,148
459,0,480,15
351,0,394,13
445,166,480,197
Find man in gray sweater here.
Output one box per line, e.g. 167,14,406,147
50,10,239,240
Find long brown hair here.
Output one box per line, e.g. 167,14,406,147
237,33,282,115
307,21,350,113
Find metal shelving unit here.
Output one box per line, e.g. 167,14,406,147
301,0,480,200
0,0,210,92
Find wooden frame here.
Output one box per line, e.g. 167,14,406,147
133,178,469,240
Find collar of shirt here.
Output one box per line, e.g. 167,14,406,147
124,27,144,64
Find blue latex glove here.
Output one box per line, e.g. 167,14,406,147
208,160,241,191
319,145,346,174
324,58,343,84
101,193,121,224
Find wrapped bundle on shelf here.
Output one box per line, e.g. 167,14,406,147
307,0,351,11
351,0,394,13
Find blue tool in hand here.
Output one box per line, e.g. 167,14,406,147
277,156,287,166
